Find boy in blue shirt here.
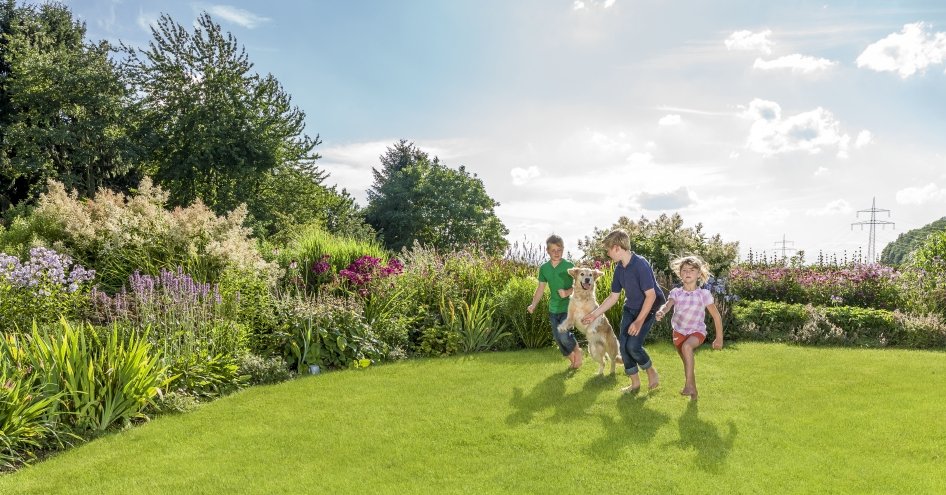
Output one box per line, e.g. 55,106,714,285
582,229,665,392
527,235,582,369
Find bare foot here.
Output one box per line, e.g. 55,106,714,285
647,371,660,390
680,387,695,396
621,384,640,394
571,348,583,369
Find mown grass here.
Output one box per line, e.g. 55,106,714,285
2,342,945,494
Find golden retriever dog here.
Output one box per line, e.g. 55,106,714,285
557,267,622,375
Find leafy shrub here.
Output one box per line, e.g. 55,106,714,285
219,267,279,356
1,179,275,292
439,293,510,354
728,300,931,348
900,231,946,316
278,294,385,371
166,352,245,400
0,361,65,470
3,320,169,433
238,354,293,386
893,312,946,349
730,300,810,341
493,277,551,349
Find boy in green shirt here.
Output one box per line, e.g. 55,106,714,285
527,235,582,369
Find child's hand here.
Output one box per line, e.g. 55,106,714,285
557,288,569,298
526,304,536,314
581,313,596,325
655,309,666,321
712,337,723,350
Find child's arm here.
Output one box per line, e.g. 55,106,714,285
707,303,724,349
581,292,620,324
527,282,547,314
628,289,657,335
655,298,675,321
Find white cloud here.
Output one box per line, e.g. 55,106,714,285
658,114,682,126
206,5,271,29
896,183,946,204
725,29,773,54
806,199,852,216
742,98,781,121
137,10,160,32
837,133,851,159
814,166,830,176
511,166,540,186
855,130,873,148
574,0,616,9
752,54,836,73
632,187,696,210
856,22,946,78
741,98,849,157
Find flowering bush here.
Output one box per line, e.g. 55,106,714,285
728,263,902,310
0,247,95,331
1,178,275,292
339,255,403,297
89,267,247,398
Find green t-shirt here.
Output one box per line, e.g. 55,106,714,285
538,259,574,314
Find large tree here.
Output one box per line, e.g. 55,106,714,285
0,0,136,216
365,140,508,254
121,12,320,218
579,213,739,284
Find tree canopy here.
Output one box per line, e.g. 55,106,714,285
365,140,509,254
578,213,739,285
0,0,136,214
880,216,946,266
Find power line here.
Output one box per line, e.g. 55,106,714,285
851,197,895,263
773,233,797,259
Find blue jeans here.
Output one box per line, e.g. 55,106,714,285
549,312,578,356
618,307,656,375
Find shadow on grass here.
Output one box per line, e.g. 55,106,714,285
506,371,618,426
585,392,671,460
664,401,737,472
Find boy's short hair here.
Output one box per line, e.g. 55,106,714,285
602,229,630,251
545,234,564,249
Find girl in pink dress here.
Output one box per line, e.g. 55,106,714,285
655,255,724,400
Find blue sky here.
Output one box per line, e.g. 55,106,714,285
66,0,946,259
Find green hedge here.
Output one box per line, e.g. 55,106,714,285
730,300,946,349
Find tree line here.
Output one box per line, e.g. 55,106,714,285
0,1,509,254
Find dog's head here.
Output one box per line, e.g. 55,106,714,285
568,267,603,293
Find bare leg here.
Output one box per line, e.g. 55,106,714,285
680,336,701,399
675,344,687,395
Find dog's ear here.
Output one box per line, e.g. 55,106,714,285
567,267,579,277
593,269,604,278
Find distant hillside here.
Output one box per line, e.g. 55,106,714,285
880,216,946,266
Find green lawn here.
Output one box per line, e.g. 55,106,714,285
2,342,945,494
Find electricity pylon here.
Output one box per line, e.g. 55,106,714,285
851,197,894,263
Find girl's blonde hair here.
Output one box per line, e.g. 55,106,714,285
670,255,712,286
